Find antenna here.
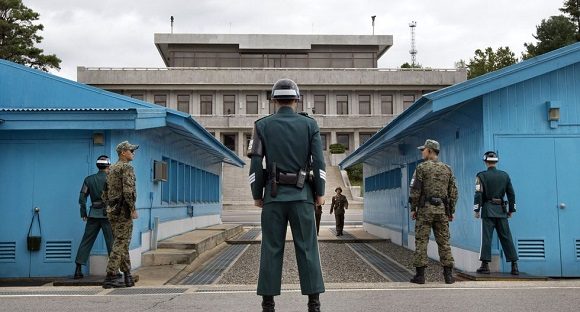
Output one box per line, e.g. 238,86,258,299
371,16,376,35
409,21,417,66
170,16,174,34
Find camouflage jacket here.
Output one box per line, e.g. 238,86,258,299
102,160,137,212
409,160,458,214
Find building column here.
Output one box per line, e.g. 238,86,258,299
330,131,337,145
354,130,360,150
237,130,245,157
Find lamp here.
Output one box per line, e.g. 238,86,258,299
92,133,105,145
546,101,560,129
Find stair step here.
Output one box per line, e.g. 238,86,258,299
142,249,197,266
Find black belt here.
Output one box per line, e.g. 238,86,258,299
488,198,503,205
277,172,299,185
427,196,444,206
91,201,104,209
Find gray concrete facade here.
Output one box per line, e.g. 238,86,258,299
77,33,467,156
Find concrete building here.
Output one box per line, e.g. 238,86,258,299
340,43,580,277
0,60,243,278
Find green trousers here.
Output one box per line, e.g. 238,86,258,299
258,201,325,296
75,218,113,265
480,217,518,262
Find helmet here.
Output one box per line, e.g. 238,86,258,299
96,155,111,169
271,79,300,100
483,151,499,162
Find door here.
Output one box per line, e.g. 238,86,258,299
555,138,580,276
497,136,580,277
0,140,90,277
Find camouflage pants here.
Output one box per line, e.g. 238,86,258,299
106,213,133,274
413,213,454,268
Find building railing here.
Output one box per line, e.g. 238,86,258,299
193,114,394,129
79,66,463,73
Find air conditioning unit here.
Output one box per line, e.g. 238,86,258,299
153,160,168,182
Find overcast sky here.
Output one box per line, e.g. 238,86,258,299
24,0,562,80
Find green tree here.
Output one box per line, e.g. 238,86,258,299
401,62,422,69
522,15,577,60
0,0,61,71
467,47,518,79
560,0,580,39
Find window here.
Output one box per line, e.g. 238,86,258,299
223,134,236,152
313,95,326,115
336,95,348,115
320,133,328,150
131,94,144,101
154,94,167,107
360,133,374,145
177,95,190,113
223,95,235,115
246,95,259,114
359,95,371,115
200,95,213,115
170,160,178,202
161,157,220,204
296,94,304,112
403,94,415,110
381,95,393,114
337,133,350,150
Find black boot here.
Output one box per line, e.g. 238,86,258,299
102,272,124,289
308,293,321,312
410,266,425,284
476,261,490,274
262,295,275,312
443,266,455,284
74,263,84,279
511,262,519,275
124,271,135,287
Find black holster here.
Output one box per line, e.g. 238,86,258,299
270,162,278,198
442,198,452,217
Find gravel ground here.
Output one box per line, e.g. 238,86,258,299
218,243,388,284
368,241,447,283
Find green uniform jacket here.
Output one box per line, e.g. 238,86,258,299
474,167,516,218
409,160,458,214
330,194,348,215
79,171,108,218
248,106,326,203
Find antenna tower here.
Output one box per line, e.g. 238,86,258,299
409,21,417,66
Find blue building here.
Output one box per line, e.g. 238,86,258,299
341,43,580,277
0,60,244,278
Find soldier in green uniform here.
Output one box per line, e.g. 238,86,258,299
73,155,114,279
248,79,326,312
330,187,348,236
409,139,458,284
102,141,139,288
474,151,519,275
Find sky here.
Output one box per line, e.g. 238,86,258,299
23,0,563,80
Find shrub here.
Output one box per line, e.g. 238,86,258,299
329,143,346,154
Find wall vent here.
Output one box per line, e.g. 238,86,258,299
45,241,72,262
0,242,16,262
517,239,545,260
576,240,580,260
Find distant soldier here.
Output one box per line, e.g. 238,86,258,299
73,155,113,279
248,79,326,312
409,139,458,284
330,187,348,236
102,141,139,289
315,203,323,236
474,151,519,275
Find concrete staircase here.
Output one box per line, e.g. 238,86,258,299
141,224,243,266
222,153,361,210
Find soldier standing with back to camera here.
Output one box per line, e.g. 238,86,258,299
330,187,348,236
102,141,139,289
248,79,326,312
473,151,519,275
409,139,458,284
73,155,114,279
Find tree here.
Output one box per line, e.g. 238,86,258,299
401,62,422,69
560,0,580,39
467,47,518,79
0,0,61,71
522,15,577,60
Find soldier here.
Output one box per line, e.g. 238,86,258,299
409,139,458,284
102,141,139,288
315,203,323,236
73,155,114,279
330,187,348,236
248,79,326,312
473,151,519,275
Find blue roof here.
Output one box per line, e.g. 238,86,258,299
341,42,580,169
0,60,244,167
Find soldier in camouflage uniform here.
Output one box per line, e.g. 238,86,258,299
473,151,519,275
102,141,139,289
73,155,114,279
330,187,348,236
409,139,458,284
248,79,325,312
